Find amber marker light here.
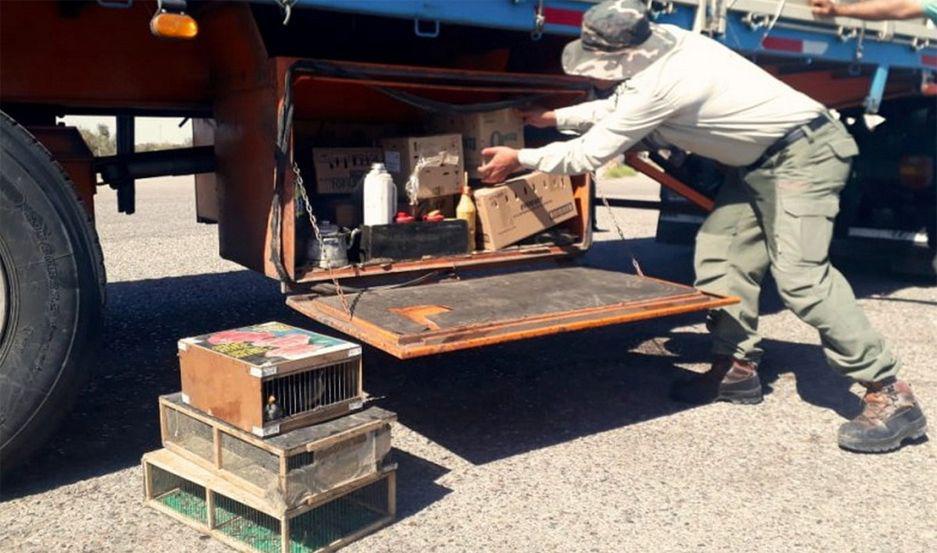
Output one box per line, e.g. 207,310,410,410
149,11,198,39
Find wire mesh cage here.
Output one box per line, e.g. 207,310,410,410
220,432,281,492
163,406,214,462
288,474,391,552
143,448,396,553
160,393,395,508
214,492,285,553
146,463,208,524
284,426,392,501
261,359,360,420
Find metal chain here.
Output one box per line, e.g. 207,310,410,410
598,175,675,359
531,0,545,40
600,194,645,277
292,162,352,318
276,0,297,25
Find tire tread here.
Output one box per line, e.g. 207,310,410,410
0,111,106,469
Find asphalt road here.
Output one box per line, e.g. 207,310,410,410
2,176,935,552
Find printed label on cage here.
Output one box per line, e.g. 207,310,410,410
187,322,357,366
348,347,362,357
249,366,278,378
177,337,199,352
253,424,279,437
384,150,401,173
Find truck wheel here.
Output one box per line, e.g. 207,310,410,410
0,112,105,470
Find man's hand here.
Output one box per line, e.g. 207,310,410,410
810,0,839,16
478,146,522,184
518,108,557,128
810,0,924,19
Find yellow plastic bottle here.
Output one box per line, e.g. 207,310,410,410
456,180,477,252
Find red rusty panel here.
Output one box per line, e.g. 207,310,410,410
192,119,219,224
771,68,916,109
213,80,283,277
289,75,586,122
292,77,422,123
28,126,96,220
206,7,284,277
0,0,211,111
543,7,585,28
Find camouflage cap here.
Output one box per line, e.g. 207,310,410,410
562,0,677,80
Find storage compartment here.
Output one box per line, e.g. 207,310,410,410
210,58,593,283
143,448,396,553
159,393,395,508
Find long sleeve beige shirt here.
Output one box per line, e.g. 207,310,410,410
518,25,825,172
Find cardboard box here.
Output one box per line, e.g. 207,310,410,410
473,172,577,250
312,147,383,194
427,109,524,178
380,134,464,200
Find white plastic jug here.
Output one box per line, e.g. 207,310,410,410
363,163,397,226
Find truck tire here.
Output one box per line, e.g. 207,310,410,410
0,111,105,470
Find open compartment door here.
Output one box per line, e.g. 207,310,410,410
286,265,737,359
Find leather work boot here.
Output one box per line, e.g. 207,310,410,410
669,356,762,405
838,378,928,453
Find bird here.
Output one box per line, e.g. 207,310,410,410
264,395,283,421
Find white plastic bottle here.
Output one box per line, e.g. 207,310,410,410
362,162,397,226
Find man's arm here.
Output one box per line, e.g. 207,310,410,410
515,85,676,175
519,97,617,133
810,0,924,20
552,97,617,133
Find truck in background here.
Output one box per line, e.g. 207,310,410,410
1,0,934,468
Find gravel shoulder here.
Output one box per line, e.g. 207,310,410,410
1,176,934,552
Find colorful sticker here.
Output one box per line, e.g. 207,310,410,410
190,322,355,365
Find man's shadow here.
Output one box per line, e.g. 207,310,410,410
660,325,862,419
587,231,929,421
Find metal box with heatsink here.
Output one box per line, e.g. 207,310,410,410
178,322,364,436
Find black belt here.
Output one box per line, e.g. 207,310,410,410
748,114,833,170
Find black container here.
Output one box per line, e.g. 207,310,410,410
360,220,469,262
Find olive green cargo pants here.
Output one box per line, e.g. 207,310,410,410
693,117,899,383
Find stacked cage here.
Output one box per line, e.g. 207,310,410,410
143,322,397,553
